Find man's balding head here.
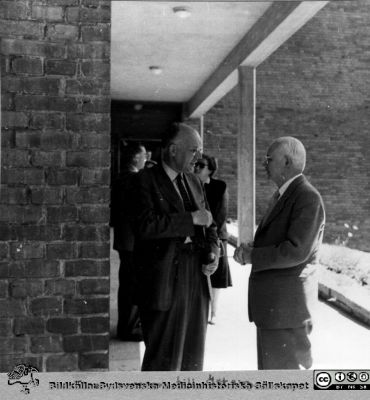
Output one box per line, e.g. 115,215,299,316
162,123,202,173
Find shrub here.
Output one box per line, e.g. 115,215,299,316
319,244,370,288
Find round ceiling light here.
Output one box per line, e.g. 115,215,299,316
173,6,191,19
149,66,162,75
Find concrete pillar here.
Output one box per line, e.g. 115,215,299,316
0,65,2,185
237,66,256,244
199,115,204,148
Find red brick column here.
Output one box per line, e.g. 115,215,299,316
0,0,111,371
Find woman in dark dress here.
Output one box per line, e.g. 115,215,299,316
194,154,232,325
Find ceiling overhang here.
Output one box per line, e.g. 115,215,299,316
186,1,328,118
111,1,328,119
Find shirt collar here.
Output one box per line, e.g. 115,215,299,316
129,165,139,173
162,160,179,182
278,173,302,197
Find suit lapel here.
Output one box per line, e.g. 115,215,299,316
183,173,203,210
183,172,206,241
258,175,306,231
154,165,184,212
153,166,204,212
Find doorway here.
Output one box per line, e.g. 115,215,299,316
109,100,182,370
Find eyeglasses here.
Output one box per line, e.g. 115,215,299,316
264,156,273,164
195,162,208,169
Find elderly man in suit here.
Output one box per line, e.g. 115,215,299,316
132,122,219,371
234,136,325,370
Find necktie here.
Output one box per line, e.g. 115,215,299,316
175,174,193,212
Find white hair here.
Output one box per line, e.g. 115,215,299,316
273,136,306,173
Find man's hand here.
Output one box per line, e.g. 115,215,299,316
202,252,218,276
233,242,253,265
191,209,213,227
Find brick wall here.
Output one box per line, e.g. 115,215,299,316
204,0,370,251
0,0,111,371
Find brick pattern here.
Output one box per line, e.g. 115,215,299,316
203,1,370,251
1,0,111,371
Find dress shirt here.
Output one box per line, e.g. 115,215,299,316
278,173,302,197
128,165,139,173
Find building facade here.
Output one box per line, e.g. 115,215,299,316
204,0,370,251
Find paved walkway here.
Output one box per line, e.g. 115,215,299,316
109,238,370,371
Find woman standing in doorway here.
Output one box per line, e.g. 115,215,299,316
194,154,232,325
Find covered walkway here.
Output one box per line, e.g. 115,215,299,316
109,230,370,371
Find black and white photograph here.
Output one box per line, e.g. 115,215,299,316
1,0,370,398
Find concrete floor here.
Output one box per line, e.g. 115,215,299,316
109,238,370,371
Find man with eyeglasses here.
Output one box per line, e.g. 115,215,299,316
132,122,219,371
234,136,325,370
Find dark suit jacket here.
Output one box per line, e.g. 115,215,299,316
132,163,219,311
204,178,229,241
249,175,325,329
111,169,137,252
